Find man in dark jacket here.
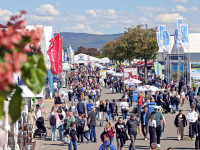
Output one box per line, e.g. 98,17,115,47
111,99,118,121
126,114,142,150
76,100,85,115
140,107,151,140
105,99,113,122
54,93,61,105
195,114,200,149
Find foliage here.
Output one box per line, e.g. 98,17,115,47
0,11,46,122
75,46,100,56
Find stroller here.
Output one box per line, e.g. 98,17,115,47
33,117,47,139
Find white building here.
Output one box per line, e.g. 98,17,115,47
74,53,111,65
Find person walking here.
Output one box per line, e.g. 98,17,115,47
195,114,200,149
195,92,200,114
187,105,198,140
105,99,113,122
88,106,97,142
57,108,64,141
49,106,59,141
126,114,142,150
99,138,116,150
80,113,90,143
180,89,186,109
64,122,78,150
187,88,196,107
152,106,163,148
112,99,118,121
67,111,75,129
98,100,105,126
54,93,61,105
148,114,157,148
128,87,133,107
137,92,143,118
120,98,129,120
69,102,77,113
76,100,85,115
105,120,116,145
115,117,127,150
86,99,93,115
140,107,151,141
28,108,36,131
174,110,187,140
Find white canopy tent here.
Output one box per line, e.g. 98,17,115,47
113,73,123,77
138,85,160,92
124,78,142,85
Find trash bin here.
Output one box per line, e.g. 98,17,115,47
147,102,157,114
132,91,138,102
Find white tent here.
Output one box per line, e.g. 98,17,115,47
113,73,123,77
124,78,142,85
106,70,115,74
138,85,160,92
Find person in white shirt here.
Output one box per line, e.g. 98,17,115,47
35,104,41,119
53,82,58,94
148,114,157,148
120,98,129,120
187,105,198,140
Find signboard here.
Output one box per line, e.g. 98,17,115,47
124,68,137,80
190,63,200,88
100,70,107,79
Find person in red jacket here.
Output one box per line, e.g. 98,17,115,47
105,120,115,145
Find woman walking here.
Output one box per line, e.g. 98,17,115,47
148,114,157,148
80,113,90,143
120,98,129,120
57,108,64,141
69,102,77,113
174,110,187,140
105,120,115,144
180,89,186,109
98,100,105,126
49,106,59,141
28,108,36,132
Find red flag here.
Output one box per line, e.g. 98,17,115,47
59,38,63,73
47,34,59,74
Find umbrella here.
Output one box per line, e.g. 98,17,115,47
113,73,123,77
124,78,142,85
138,85,160,92
106,70,115,74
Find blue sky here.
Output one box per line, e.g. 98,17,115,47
0,0,200,34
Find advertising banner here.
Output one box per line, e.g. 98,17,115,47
100,70,107,79
124,68,137,80
190,63,200,88
59,38,63,73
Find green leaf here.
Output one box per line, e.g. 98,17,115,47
0,96,5,120
21,54,47,94
9,86,24,123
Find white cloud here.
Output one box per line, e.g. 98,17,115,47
30,15,56,22
85,9,97,17
55,3,62,8
173,0,188,3
155,13,183,23
35,4,60,16
139,17,151,23
172,5,187,12
137,6,167,12
172,5,199,13
0,8,12,22
72,24,102,34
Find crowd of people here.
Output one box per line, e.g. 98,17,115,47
28,65,200,150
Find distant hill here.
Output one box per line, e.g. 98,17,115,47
56,32,123,50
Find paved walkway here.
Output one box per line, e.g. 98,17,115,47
36,88,195,150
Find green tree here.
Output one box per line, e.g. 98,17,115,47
125,24,158,83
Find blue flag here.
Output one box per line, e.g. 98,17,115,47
177,18,183,37
181,24,189,49
163,30,170,52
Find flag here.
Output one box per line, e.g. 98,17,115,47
177,18,183,37
69,45,73,66
163,30,170,52
174,28,182,48
181,24,189,49
158,25,166,52
47,34,59,74
59,38,63,73
156,32,163,52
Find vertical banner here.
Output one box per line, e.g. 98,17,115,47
47,70,54,94
69,45,73,67
47,34,59,74
59,38,63,73
154,62,163,79
124,68,137,80
88,55,90,64
156,32,163,52
163,30,170,52
181,24,189,49
177,18,183,37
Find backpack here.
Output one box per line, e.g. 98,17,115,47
103,143,111,150
50,115,56,125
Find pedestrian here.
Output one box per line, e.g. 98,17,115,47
180,89,186,109
174,92,180,113
99,138,116,150
81,113,90,143
126,114,142,150
54,93,62,105
105,99,113,122
87,99,93,115
187,105,198,140
152,106,163,148
49,106,59,141
28,108,36,131
98,100,105,126
94,96,100,119
148,114,157,149
187,88,196,107
195,114,200,149
105,120,116,145
76,99,85,115
195,92,200,114
67,111,75,129
69,102,77,113
88,106,97,142
112,99,118,121
115,117,127,150
57,108,64,141
174,110,187,140
128,87,133,107
35,104,41,119
119,98,129,120
140,106,151,141
64,122,78,150
137,92,143,118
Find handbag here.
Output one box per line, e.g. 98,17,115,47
125,107,129,112
84,126,89,131
63,128,71,144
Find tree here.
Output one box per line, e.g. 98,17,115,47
101,41,117,62
125,24,158,83
87,48,100,56
75,46,87,55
